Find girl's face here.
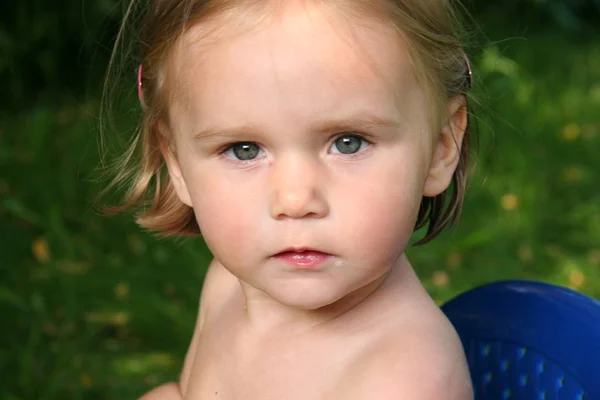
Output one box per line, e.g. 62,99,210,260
164,5,456,310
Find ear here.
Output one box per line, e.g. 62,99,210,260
159,126,193,207
423,96,468,197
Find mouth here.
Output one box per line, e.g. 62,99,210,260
272,248,332,269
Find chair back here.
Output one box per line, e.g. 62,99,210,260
441,280,600,400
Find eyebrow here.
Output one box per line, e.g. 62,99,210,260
193,113,402,141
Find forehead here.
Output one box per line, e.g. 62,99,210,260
168,3,424,132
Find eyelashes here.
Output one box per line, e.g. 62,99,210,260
219,132,373,164
330,134,369,155
222,142,264,161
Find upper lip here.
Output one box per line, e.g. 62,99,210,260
273,247,330,256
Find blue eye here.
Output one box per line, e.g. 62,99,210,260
331,135,368,155
224,142,262,161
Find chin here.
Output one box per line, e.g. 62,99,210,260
268,282,355,311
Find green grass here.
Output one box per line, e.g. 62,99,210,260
1,20,599,399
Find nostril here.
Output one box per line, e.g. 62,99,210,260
270,188,329,220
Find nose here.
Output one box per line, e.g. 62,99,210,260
269,154,329,220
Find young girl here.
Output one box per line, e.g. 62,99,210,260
108,0,474,398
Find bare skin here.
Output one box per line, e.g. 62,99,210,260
140,257,472,399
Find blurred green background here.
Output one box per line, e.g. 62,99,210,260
1,0,599,398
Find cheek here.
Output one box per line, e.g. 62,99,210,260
187,172,266,262
336,159,424,256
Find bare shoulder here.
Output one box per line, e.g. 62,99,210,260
179,259,237,394
341,305,473,400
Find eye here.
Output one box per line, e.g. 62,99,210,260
223,142,263,161
330,134,369,155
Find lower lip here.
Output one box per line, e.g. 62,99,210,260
273,251,331,269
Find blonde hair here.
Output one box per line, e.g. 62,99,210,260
103,0,473,245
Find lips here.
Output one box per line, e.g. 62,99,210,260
272,248,331,269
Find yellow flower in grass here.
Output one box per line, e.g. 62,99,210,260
569,269,585,290
562,123,580,141
500,194,519,211
562,166,583,183
114,282,130,300
518,245,534,263
112,312,130,326
81,374,93,388
446,251,462,270
432,271,449,287
32,237,51,263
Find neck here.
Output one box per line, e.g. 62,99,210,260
237,253,413,337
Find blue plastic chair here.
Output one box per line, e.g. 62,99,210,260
441,280,600,400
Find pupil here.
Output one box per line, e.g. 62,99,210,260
233,143,259,160
336,136,361,154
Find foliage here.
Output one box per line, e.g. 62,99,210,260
0,0,598,109
0,0,120,108
472,0,600,31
